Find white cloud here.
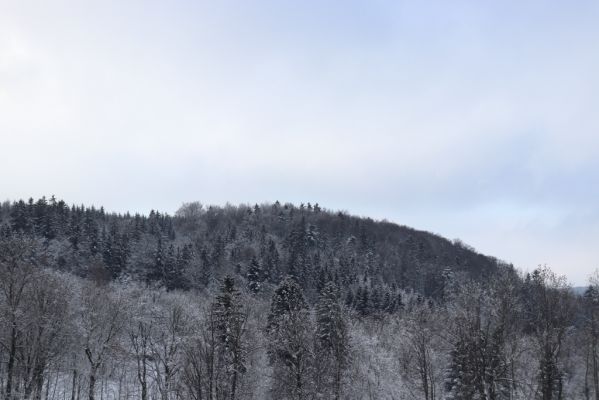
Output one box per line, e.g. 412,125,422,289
1,0,598,283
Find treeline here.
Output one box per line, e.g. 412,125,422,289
0,197,508,304
1,235,599,399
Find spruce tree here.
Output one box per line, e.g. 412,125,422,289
246,257,262,294
315,281,350,400
266,276,313,400
212,276,247,400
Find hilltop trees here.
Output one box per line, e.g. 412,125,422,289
0,197,512,306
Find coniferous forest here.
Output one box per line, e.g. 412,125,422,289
0,196,596,399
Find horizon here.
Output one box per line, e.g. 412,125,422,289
2,1,598,285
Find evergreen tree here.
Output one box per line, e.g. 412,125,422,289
356,287,370,316
9,200,31,234
246,257,262,294
344,290,354,309
445,337,477,400
266,277,314,400
264,239,280,283
315,282,350,400
212,276,247,400
148,237,164,282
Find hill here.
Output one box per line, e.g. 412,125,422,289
0,197,591,400
0,197,512,304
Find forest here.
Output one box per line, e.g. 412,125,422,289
0,196,597,399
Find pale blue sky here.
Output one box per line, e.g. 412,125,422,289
1,1,598,284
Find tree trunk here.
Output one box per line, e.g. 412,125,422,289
593,333,599,400
335,361,342,400
5,324,17,400
137,354,148,400
88,367,98,400
32,362,46,400
141,378,148,400
585,348,591,400
295,361,303,400
230,351,239,400
71,369,78,400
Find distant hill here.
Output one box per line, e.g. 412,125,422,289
0,197,515,304
573,286,590,295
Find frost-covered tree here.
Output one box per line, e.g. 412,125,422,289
266,276,314,400
400,301,443,400
522,266,575,400
315,281,350,400
150,294,190,400
445,283,511,400
0,237,38,400
246,257,262,294
213,276,247,400
78,282,126,400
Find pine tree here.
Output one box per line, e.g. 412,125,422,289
356,287,370,316
266,277,314,400
264,239,280,283
212,276,247,400
10,200,31,234
315,282,350,400
445,286,511,400
148,237,164,282
445,337,477,400
199,248,211,286
246,257,262,294
344,290,354,309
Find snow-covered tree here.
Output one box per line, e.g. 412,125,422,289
315,281,350,400
266,276,314,400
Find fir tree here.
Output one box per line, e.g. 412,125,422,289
266,277,313,400
315,282,350,400
212,276,247,400
246,257,262,294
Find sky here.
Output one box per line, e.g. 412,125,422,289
1,0,598,285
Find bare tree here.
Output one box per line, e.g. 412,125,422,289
78,282,126,400
0,237,37,400
400,301,443,400
21,270,71,400
126,286,155,400
151,294,190,400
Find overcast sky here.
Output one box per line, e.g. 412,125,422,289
1,0,598,284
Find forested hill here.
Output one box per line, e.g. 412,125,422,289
0,197,592,400
0,196,511,302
